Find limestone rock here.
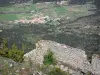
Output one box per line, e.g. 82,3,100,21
24,40,100,75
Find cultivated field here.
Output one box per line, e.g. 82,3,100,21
0,2,94,21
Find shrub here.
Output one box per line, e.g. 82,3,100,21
8,44,24,62
0,39,9,57
0,64,9,75
0,49,6,56
0,39,24,62
2,39,8,49
86,71,92,75
38,64,50,74
48,67,69,75
8,49,24,62
43,50,57,65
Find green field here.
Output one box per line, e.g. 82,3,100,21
0,14,17,20
0,4,36,12
0,4,37,20
0,3,94,21
54,6,66,13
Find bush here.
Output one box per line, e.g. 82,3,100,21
0,39,9,57
0,49,6,56
39,64,51,74
8,44,24,62
43,50,57,65
8,49,24,62
0,39,24,62
48,67,69,75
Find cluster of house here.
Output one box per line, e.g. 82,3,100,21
56,1,68,5
10,14,50,24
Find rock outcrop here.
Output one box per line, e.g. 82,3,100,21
92,54,100,75
24,40,100,75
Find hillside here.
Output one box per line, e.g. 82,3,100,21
0,1,100,75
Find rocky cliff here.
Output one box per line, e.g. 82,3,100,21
24,40,100,75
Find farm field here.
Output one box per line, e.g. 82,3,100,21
0,3,94,21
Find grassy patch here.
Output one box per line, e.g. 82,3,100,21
54,6,66,14
43,49,57,65
31,4,36,10
39,65,70,75
0,14,18,21
0,13,34,21
48,67,69,75
0,4,36,12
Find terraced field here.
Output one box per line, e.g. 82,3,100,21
0,2,94,21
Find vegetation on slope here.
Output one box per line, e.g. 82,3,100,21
43,49,57,65
0,39,24,62
48,67,70,75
